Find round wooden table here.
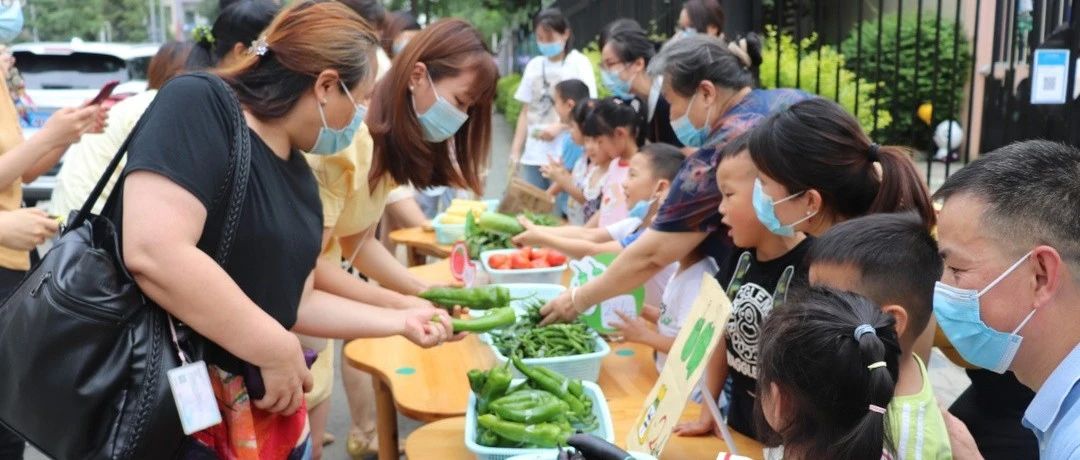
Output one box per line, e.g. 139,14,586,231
389,226,453,266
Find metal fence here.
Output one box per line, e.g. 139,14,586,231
541,0,1080,180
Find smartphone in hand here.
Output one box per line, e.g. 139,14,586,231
85,80,120,107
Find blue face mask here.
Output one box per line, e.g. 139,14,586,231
309,81,365,155
415,72,469,143
670,93,713,148
933,252,1037,374
751,178,815,237
628,199,650,219
537,40,564,58
0,2,22,43
681,27,698,38
602,68,633,99
392,39,408,56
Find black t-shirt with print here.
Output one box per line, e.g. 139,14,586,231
718,238,813,440
118,74,323,374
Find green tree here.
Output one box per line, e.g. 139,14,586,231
27,0,150,42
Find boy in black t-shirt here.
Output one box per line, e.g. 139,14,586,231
673,134,811,440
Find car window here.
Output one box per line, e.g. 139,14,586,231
13,52,131,90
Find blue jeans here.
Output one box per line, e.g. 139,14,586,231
519,165,550,190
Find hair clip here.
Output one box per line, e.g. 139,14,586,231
249,37,269,57
868,404,887,415
192,25,214,46
867,361,887,370
854,324,876,340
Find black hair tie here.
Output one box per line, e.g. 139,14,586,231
867,143,881,162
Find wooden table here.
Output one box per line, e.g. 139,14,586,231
348,260,764,460
389,226,453,266
402,342,765,459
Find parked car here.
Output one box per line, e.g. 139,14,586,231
11,39,159,205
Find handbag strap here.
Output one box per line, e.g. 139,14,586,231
69,73,251,266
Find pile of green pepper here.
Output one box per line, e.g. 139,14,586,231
469,358,599,448
489,299,597,359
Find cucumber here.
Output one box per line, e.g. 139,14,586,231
477,212,525,235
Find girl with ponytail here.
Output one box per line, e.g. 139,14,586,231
579,96,643,227
747,97,935,237
756,287,900,459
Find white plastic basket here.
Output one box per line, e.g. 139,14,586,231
433,199,500,245
478,283,609,382
433,213,467,245
464,380,614,460
481,334,610,383
481,249,568,284
506,453,657,460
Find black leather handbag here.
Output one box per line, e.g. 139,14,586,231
0,73,251,459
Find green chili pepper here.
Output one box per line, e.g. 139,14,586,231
477,364,513,413
512,356,585,414
450,307,517,333
420,286,513,310
477,427,500,447
494,398,567,424
476,414,568,448
467,369,487,394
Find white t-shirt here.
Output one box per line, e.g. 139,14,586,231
605,217,677,311
656,256,720,372
514,50,598,166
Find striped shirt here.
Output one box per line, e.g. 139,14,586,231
887,355,953,460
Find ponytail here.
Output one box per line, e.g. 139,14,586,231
756,287,901,460
580,97,642,138
833,322,898,459
184,0,280,72
748,98,936,229
870,145,937,228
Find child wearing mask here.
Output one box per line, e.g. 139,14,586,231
755,287,902,460
514,142,683,309
808,212,953,459
674,133,811,440
543,78,590,223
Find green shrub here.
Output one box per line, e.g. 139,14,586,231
760,27,892,135
495,73,523,125
841,14,971,147
581,42,612,99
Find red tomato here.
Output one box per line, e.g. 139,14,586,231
531,248,550,261
531,259,551,269
510,253,531,269
547,251,567,266
498,260,512,270
518,247,533,260
488,254,508,268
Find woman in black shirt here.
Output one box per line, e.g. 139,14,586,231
120,1,454,455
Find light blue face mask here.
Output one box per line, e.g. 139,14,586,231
536,40,564,58
309,81,365,155
415,71,469,143
0,1,23,43
392,39,408,56
670,93,713,148
933,252,1037,374
681,27,698,38
751,178,815,237
628,199,650,219
602,67,633,99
